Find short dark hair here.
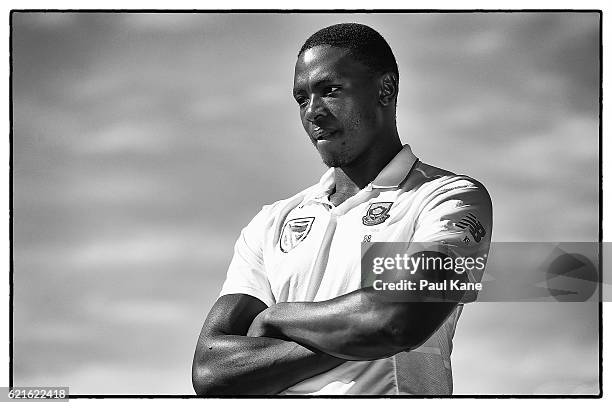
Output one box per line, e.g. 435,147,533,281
298,23,399,79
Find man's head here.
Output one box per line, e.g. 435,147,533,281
293,23,400,168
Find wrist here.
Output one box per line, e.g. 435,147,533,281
263,303,290,340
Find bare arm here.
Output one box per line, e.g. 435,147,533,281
248,252,463,360
192,294,344,395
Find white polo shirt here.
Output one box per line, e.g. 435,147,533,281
219,144,492,395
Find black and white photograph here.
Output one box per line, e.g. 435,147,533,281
9,10,602,397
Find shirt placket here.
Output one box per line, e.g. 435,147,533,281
305,183,379,300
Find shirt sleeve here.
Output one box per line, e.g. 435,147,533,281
218,205,276,307
411,177,492,303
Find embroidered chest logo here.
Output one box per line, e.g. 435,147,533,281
455,213,486,243
362,202,393,226
280,217,315,253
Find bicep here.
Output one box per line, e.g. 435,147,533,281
411,178,492,303
193,295,344,395
373,250,463,350
199,294,268,338
193,294,268,384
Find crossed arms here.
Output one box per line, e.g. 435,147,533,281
191,253,462,396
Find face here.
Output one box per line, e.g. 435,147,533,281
293,45,383,167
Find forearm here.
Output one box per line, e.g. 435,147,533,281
260,289,402,360
193,332,343,395
261,288,457,360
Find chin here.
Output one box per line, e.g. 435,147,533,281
319,150,355,168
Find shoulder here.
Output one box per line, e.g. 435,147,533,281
404,160,491,209
407,162,493,256
246,183,322,229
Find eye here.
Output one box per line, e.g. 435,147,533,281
324,86,340,96
294,94,308,108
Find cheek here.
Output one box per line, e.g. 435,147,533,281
299,114,309,129
344,112,364,133
334,103,357,126
343,99,374,125
353,105,377,131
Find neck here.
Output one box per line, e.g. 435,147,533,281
333,133,403,194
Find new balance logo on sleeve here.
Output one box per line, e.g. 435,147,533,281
455,213,486,242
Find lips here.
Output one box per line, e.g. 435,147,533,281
311,126,338,140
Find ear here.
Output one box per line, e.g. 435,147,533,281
378,73,398,107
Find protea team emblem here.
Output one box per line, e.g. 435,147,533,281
280,217,315,253
362,202,393,226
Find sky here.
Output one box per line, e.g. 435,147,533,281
11,12,600,394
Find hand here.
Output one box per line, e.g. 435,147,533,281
247,307,271,337
247,304,290,340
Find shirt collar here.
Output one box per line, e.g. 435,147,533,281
371,144,418,189
305,144,418,204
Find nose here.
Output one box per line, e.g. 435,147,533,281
304,94,326,123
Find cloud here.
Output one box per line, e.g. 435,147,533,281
116,13,218,33
73,123,175,155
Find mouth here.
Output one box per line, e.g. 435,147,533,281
311,126,338,141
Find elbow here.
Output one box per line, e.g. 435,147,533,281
192,360,232,396
192,372,209,396
377,308,435,353
192,351,230,396
334,314,424,360
383,308,456,352
378,303,454,352
383,321,428,352
192,334,256,396
192,359,216,396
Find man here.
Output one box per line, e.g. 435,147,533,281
192,23,492,395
